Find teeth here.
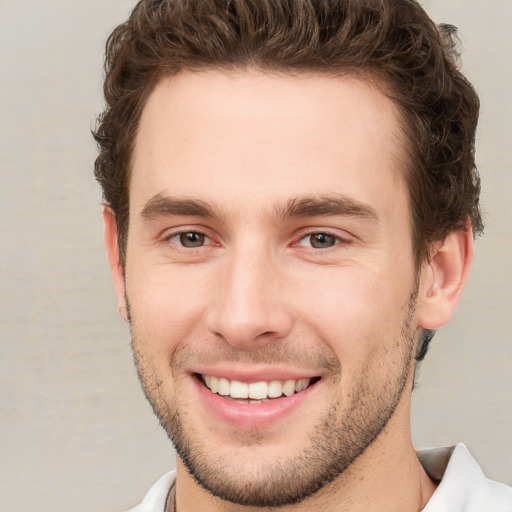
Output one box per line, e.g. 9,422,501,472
218,378,230,396
295,378,309,392
248,381,267,399
268,380,283,398
209,375,219,393
282,380,295,397
202,375,313,400
230,380,249,398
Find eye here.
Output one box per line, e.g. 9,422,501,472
168,231,208,248
299,232,340,249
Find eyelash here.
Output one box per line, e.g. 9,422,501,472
163,229,216,249
162,228,351,251
294,230,351,250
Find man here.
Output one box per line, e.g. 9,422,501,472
94,0,511,510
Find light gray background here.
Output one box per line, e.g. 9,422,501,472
0,1,510,510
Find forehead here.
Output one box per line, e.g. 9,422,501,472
131,69,408,219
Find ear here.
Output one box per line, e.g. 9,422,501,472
103,207,129,322
417,226,474,330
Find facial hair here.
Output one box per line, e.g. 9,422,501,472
128,289,419,507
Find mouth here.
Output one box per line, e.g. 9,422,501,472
196,373,321,402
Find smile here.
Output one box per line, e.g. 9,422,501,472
200,374,318,400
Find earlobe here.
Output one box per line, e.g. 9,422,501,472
417,226,474,330
103,207,128,322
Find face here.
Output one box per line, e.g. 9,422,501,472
121,70,422,506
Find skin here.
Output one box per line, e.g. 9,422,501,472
105,70,473,511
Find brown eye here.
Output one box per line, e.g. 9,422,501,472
179,232,206,247
309,233,337,249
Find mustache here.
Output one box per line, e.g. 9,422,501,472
166,340,341,373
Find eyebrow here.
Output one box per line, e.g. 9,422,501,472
277,195,378,222
140,193,378,223
141,195,218,221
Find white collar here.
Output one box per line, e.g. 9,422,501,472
420,443,512,511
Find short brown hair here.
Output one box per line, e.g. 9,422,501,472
94,0,482,267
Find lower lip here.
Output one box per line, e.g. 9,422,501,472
193,376,319,430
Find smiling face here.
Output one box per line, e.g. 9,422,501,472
110,70,428,507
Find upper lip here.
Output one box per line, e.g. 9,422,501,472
190,365,322,383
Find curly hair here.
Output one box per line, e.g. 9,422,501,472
93,0,483,359
94,0,482,262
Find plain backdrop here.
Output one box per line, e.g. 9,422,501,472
0,1,511,510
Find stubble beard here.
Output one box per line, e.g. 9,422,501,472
129,292,419,508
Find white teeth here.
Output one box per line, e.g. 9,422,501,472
202,375,312,400
218,377,230,396
209,376,219,393
248,381,268,399
282,380,296,397
230,380,249,398
295,378,309,392
267,380,283,398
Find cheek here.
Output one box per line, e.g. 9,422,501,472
125,265,211,355
297,268,411,367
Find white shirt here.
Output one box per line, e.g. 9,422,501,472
419,444,512,511
127,443,512,512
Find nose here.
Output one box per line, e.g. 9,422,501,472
205,243,294,349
